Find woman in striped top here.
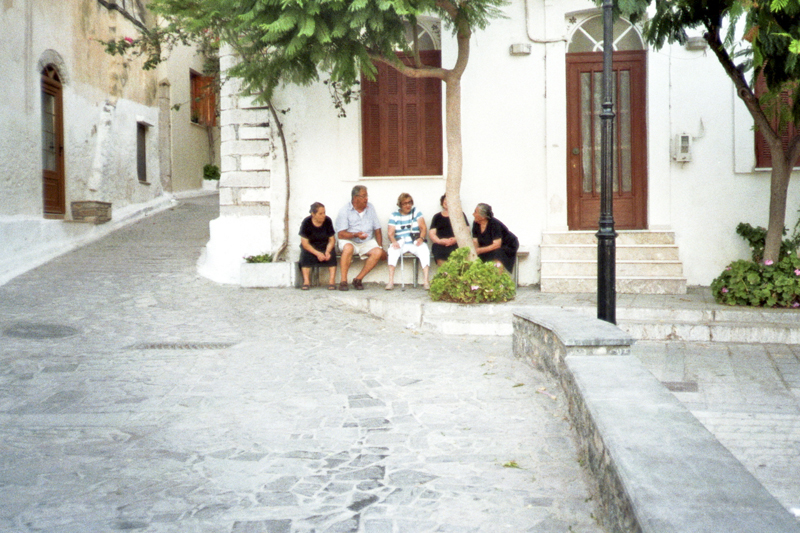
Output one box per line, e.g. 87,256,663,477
386,192,430,290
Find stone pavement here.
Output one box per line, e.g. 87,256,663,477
0,194,605,533
332,285,800,525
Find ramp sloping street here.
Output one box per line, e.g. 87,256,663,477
0,194,604,533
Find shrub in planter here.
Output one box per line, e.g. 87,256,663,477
711,256,800,307
430,247,515,303
203,164,221,180
244,253,273,263
735,222,800,262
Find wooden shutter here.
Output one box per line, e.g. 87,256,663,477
754,77,799,168
362,50,442,176
191,72,216,127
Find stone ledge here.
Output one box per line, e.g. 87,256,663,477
512,308,800,532
565,356,800,533
512,307,633,379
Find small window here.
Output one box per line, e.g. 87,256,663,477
190,71,216,126
137,122,147,182
754,77,800,168
567,15,644,53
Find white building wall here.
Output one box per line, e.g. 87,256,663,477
206,0,800,287
0,1,189,285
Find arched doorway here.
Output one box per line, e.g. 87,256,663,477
566,16,647,230
41,64,65,216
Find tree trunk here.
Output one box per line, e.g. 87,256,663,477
268,99,291,261
704,28,795,263
443,75,475,259
764,151,792,262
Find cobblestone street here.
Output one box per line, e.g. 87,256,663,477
0,195,604,533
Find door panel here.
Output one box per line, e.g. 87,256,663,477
566,51,647,230
42,68,65,216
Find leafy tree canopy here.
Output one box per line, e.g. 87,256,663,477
607,0,800,263
136,0,505,102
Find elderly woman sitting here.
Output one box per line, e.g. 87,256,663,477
298,202,337,290
386,193,431,290
472,203,519,273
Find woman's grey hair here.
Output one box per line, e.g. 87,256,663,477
475,203,494,219
309,202,325,214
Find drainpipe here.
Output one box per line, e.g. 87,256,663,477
523,0,568,239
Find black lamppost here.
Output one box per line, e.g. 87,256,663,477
597,0,617,324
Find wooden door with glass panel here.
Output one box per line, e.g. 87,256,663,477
565,16,647,230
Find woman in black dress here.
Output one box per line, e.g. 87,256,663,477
471,203,519,273
298,202,337,289
429,195,469,265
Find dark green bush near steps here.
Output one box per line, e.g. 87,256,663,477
711,256,800,308
430,247,515,304
711,221,800,307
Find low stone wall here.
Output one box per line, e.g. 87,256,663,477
513,307,800,533
512,307,634,378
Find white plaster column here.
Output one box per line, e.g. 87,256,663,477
197,44,274,284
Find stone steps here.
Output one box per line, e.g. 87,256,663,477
540,230,687,294
332,293,800,344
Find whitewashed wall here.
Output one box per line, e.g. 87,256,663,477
205,0,800,287
0,1,178,284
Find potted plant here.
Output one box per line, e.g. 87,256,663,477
240,253,297,288
202,164,220,190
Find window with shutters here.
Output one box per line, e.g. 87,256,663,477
361,49,443,177
191,71,216,127
754,77,799,168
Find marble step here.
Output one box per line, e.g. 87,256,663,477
541,259,684,277
541,244,680,261
542,230,677,246
540,276,688,294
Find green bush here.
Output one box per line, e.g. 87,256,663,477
711,255,800,307
429,247,516,304
203,164,221,180
736,222,800,262
244,253,273,263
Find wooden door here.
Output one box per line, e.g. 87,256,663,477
566,51,647,230
42,66,65,216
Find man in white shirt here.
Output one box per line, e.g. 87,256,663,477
334,185,387,290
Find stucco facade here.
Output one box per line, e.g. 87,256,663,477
199,0,800,287
0,0,219,285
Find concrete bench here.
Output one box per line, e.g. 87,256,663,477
302,250,424,287
512,308,799,533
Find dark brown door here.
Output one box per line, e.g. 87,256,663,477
566,51,647,230
42,66,66,216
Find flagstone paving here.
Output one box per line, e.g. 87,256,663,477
0,195,604,533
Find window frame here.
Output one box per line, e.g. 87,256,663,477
360,50,443,177
137,122,148,183
754,77,800,169
190,71,217,127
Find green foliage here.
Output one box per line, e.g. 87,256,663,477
105,0,506,103
244,253,273,263
736,222,800,262
203,164,221,180
711,256,800,307
429,247,515,304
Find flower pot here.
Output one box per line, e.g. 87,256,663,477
240,261,296,288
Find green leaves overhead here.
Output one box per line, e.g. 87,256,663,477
144,0,506,101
